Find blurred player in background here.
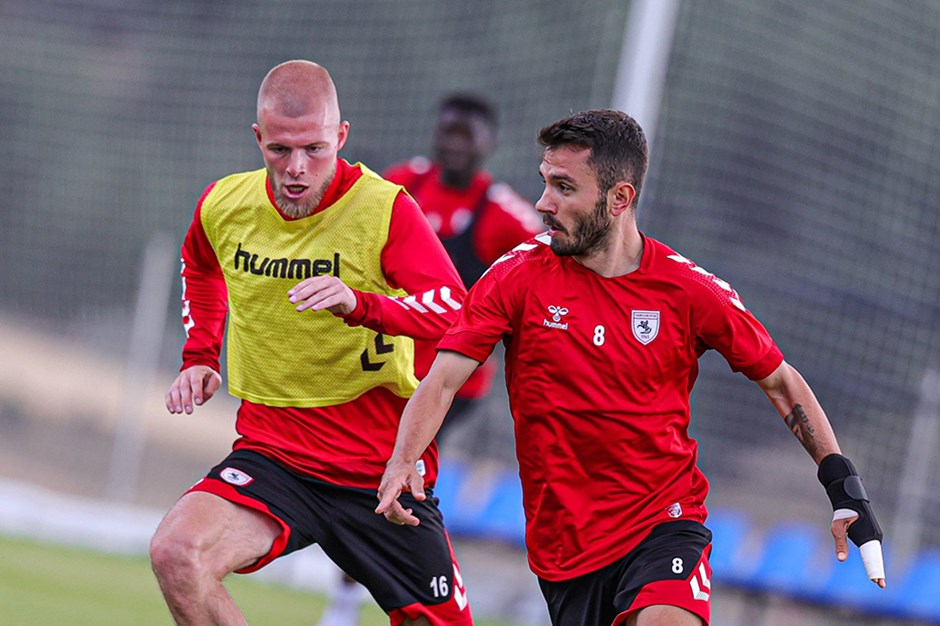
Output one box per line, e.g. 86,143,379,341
319,91,541,626
385,92,541,435
378,109,885,626
149,59,474,626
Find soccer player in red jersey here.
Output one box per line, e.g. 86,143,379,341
384,93,542,432
377,109,885,625
149,60,474,626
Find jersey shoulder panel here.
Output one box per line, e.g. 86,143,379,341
405,155,432,174
385,156,432,179
481,232,555,283
486,182,542,231
356,162,404,195
648,237,747,312
200,169,265,212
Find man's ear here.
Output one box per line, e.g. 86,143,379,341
608,181,636,216
336,121,350,152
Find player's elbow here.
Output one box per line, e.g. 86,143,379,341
756,360,796,396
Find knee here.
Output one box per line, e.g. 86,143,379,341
150,525,204,588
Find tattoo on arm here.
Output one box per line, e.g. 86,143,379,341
784,403,818,457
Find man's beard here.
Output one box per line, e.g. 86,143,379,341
548,195,611,257
273,172,333,219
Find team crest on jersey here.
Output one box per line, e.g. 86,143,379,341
666,502,683,518
631,310,660,345
543,305,570,330
220,467,254,486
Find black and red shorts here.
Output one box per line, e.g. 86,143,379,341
189,449,472,625
538,520,713,626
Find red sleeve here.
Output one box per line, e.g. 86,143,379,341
473,183,544,265
179,184,228,371
693,275,783,380
437,249,522,363
339,190,466,340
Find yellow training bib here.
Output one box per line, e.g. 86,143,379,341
200,166,418,407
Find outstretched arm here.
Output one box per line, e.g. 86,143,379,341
338,191,466,339
756,360,840,463
376,351,479,525
757,360,886,587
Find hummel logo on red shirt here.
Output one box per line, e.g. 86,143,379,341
543,305,570,330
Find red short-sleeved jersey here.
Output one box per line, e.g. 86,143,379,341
438,233,784,581
384,157,541,265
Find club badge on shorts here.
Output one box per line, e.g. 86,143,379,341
220,467,254,486
631,310,660,345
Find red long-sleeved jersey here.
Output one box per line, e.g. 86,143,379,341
178,158,466,489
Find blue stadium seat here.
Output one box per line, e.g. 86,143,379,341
707,508,751,586
431,460,466,507
810,542,892,614
746,521,827,599
433,460,480,534
477,472,526,547
888,549,940,623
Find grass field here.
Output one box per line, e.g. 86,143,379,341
0,534,515,625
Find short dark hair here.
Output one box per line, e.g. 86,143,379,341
439,92,498,128
537,109,648,206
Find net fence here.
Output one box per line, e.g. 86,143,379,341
0,0,628,351
0,0,628,502
644,0,940,553
1,0,938,567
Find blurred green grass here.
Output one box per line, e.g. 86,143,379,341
0,533,512,625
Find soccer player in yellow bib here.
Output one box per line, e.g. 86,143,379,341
150,60,474,626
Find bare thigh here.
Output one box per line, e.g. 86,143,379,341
626,604,704,626
153,491,282,575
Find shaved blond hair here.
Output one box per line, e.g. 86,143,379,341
257,60,341,122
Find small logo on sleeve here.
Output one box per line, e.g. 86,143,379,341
631,310,660,345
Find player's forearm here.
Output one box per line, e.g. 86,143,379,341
758,361,841,463
179,284,227,369
341,287,463,339
358,191,465,339
179,210,228,367
390,380,452,465
390,353,476,463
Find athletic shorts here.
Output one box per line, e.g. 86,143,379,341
188,449,473,625
538,520,713,626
